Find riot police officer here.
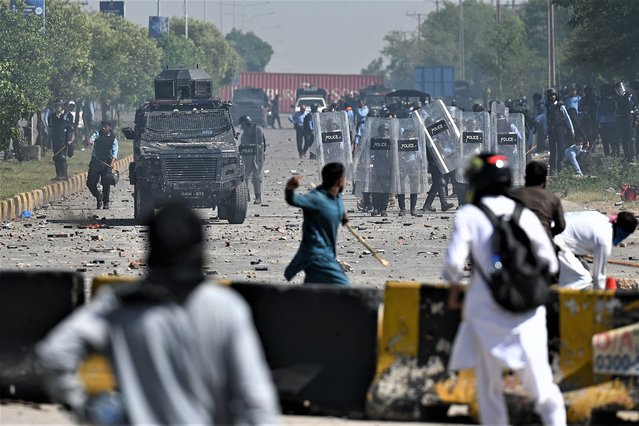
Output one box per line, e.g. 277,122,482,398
545,88,575,175
47,99,74,181
239,115,266,204
86,121,119,209
615,81,638,163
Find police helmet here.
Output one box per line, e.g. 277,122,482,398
238,115,253,126
615,82,627,97
546,88,558,99
378,121,390,132
465,152,512,192
53,99,64,107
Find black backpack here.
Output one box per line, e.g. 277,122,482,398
473,202,552,313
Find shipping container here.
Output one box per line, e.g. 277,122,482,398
217,72,384,113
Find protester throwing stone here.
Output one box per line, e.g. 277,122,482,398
284,162,350,285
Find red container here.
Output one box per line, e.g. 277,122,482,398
217,72,384,113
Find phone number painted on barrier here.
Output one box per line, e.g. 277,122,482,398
592,323,639,375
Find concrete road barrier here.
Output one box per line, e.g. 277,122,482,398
0,270,84,401
368,282,639,423
230,282,381,418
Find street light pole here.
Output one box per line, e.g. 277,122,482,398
547,0,556,88
157,0,160,16
184,0,188,39
459,0,465,81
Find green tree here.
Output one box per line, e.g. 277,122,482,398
361,58,386,79
0,0,53,149
554,0,639,81
225,29,273,72
156,32,207,70
87,12,162,120
170,18,239,89
45,0,93,102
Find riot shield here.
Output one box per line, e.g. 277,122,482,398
352,117,399,195
415,99,461,174
456,111,491,183
312,111,353,180
396,115,428,195
490,101,508,118
492,112,526,187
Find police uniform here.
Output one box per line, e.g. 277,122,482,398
240,124,266,203
47,104,74,180
86,123,118,209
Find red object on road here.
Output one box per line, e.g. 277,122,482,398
217,72,384,113
605,276,617,290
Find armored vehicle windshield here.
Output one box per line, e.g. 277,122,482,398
141,109,235,144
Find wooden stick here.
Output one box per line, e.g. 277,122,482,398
345,222,390,267
585,255,639,268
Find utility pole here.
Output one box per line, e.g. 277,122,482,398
184,0,188,39
203,0,206,22
459,0,465,80
547,0,556,88
157,0,160,16
406,11,424,38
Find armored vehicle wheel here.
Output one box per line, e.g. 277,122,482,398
226,182,248,224
217,203,228,220
134,180,154,224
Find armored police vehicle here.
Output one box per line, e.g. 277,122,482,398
122,68,247,224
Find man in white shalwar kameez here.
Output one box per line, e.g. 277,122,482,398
553,210,637,290
442,153,566,425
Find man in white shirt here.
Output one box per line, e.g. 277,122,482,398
442,153,565,425
554,210,637,289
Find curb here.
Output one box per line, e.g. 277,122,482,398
0,155,133,222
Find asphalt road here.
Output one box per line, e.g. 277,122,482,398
2,125,639,425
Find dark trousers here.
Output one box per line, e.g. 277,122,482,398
372,192,390,213
295,126,305,157
424,167,448,208
397,193,418,211
52,143,68,179
547,127,565,173
86,159,111,203
271,113,281,129
618,117,636,161
302,132,314,157
600,122,618,156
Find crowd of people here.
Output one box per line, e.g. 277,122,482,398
27,83,639,425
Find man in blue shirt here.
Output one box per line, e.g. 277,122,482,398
284,162,350,285
288,105,307,158
353,99,369,146
86,121,119,209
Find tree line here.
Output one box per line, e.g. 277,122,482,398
0,0,273,150
363,0,639,101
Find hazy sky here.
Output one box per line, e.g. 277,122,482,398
83,0,438,74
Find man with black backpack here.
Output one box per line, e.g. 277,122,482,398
442,153,565,425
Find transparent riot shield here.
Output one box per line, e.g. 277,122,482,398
492,112,526,187
396,115,428,195
312,111,353,180
352,117,399,195
490,101,508,118
415,99,461,174
455,111,491,183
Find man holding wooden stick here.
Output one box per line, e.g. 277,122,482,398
284,162,351,285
